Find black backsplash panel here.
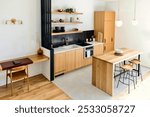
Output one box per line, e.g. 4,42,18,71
52,30,94,48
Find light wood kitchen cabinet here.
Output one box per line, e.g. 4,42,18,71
54,43,104,75
84,58,92,66
54,52,66,75
94,44,104,56
104,43,114,53
94,11,115,52
75,48,84,69
65,50,76,72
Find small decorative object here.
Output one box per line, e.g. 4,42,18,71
37,48,43,55
70,8,74,13
72,28,78,31
114,48,123,56
59,19,64,22
70,17,73,22
57,9,63,12
65,8,74,13
76,17,80,22
98,32,103,42
74,8,76,13
11,18,16,24
13,60,21,65
60,27,65,32
5,18,23,25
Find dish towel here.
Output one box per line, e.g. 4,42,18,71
86,50,91,58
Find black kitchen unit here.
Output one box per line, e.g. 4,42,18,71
41,0,54,81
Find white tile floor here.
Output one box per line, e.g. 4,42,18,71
53,66,150,100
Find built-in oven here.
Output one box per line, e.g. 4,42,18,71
76,42,94,58
84,46,94,58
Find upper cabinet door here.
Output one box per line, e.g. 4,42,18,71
104,21,115,44
104,12,115,21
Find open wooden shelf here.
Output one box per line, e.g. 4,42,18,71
52,22,83,25
51,11,83,15
52,30,83,36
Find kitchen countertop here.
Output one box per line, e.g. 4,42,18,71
93,48,142,64
54,41,103,54
92,48,142,96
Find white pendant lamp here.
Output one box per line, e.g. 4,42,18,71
132,0,138,25
116,0,123,27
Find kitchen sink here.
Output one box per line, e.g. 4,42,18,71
61,44,80,49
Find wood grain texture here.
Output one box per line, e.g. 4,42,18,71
92,48,142,96
75,48,84,69
94,11,115,52
52,22,83,25
52,31,83,36
92,57,113,96
0,75,70,100
94,44,104,56
104,43,114,53
65,50,76,72
51,11,83,15
0,54,49,71
93,48,142,64
28,54,49,63
54,52,66,75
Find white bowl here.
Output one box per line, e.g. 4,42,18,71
115,48,123,54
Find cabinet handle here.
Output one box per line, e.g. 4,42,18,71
104,46,106,51
111,37,113,42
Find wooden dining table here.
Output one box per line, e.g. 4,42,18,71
92,48,142,96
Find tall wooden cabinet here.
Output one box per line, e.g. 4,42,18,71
94,11,115,52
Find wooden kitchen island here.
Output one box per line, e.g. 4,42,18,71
92,48,142,96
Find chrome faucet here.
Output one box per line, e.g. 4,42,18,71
65,38,69,46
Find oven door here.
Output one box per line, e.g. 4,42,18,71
84,49,93,58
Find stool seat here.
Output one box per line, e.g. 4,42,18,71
121,64,133,71
130,59,140,65
117,63,136,94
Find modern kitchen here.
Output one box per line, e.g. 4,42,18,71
0,0,150,100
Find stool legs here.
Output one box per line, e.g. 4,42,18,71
128,71,130,94
117,70,136,94
135,64,143,83
139,65,143,81
117,70,122,88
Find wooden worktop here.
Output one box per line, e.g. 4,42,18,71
92,48,142,96
93,48,142,64
0,54,49,71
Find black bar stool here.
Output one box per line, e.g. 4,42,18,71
130,59,143,84
117,64,136,94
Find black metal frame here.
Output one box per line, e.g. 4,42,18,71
41,0,54,81
114,55,141,78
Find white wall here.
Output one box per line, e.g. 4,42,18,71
106,0,150,67
0,0,42,86
52,0,106,31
